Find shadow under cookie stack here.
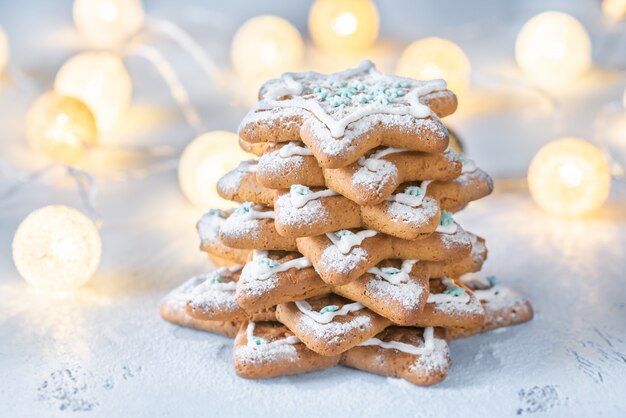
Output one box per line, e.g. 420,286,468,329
161,61,533,386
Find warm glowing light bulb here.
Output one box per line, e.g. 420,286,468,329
25,92,98,164
603,0,626,20
12,205,102,291
309,0,379,52
528,138,611,216
231,16,304,82
396,37,471,94
178,131,250,208
515,12,591,88
54,52,132,131
0,26,8,74
73,0,144,48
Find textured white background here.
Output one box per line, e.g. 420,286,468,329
1,1,626,417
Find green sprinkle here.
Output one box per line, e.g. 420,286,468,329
486,276,497,287
205,209,221,217
359,97,369,104
257,258,279,268
440,210,454,226
396,90,406,97
311,85,321,93
404,186,423,196
291,185,311,195
380,97,390,105
320,305,339,314
381,267,401,275
444,285,465,297
334,230,353,238
251,336,266,346
238,202,253,213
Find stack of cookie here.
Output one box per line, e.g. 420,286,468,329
161,61,533,386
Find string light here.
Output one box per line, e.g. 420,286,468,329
231,16,303,82
12,205,102,291
308,0,379,52
25,92,98,165
528,138,611,216
73,0,145,49
396,37,471,94
515,12,591,88
602,0,626,20
54,52,132,131
178,131,250,208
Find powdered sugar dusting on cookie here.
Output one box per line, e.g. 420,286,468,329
297,314,372,346
409,337,450,374
386,195,439,227
275,193,329,228
197,210,227,246
319,245,369,275
365,277,425,309
352,159,398,196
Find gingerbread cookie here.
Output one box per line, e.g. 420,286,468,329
411,277,485,329
216,160,274,206
417,234,488,279
219,202,297,251
428,157,494,212
160,276,240,338
256,142,326,189
444,275,533,339
296,227,471,285
276,294,391,356
236,251,330,312
240,61,456,168
197,209,250,266
322,148,461,206
332,259,430,325
341,326,450,386
274,185,441,239
234,321,340,379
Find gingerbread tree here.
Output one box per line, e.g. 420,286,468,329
161,61,533,386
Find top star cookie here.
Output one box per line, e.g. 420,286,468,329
238,60,458,168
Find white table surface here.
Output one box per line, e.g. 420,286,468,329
1,1,626,417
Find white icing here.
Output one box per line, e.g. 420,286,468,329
357,147,407,172
258,60,446,138
358,327,435,356
386,182,431,207
325,230,377,254
289,185,338,209
234,202,275,221
247,251,312,281
196,210,226,244
435,221,458,234
295,300,364,324
194,266,240,291
367,259,418,285
245,322,300,347
278,142,314,158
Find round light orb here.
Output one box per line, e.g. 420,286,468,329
54,52,132,131
25,92,98,165
73,0,144,49
515,12,591,88
396,37,471,94
0,26,8,74
231,16,304,82
308,0,379,52
178,131,250,208
12,206,102,291
528,138,611,216
602,0,626,20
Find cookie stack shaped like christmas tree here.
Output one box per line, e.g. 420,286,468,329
161,61,533,386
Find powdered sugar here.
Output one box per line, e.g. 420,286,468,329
297,314,372,346
196,210,227,246
320,245,369,274
385,195,439,227
274,192,329,228
365,277,425,309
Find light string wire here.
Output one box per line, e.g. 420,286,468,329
0,163,101,225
